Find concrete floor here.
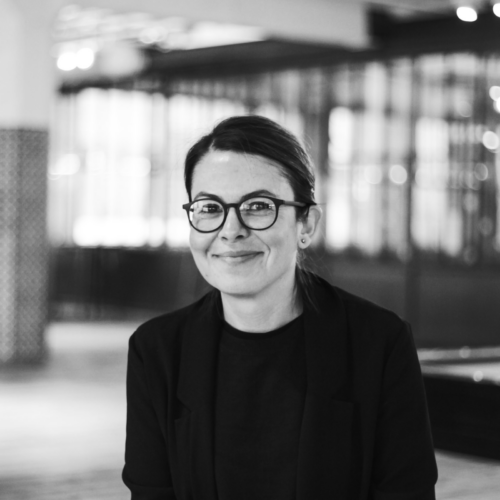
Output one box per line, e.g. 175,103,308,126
1,321,499,500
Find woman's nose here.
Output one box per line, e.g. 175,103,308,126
219,207,248,240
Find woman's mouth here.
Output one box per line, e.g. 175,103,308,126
212,251,261,264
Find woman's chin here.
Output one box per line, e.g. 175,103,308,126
209,274,262,297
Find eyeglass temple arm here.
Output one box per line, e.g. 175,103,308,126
283,201,316,207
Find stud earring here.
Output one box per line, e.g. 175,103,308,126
301,238,306,244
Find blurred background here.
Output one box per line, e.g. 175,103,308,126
1,0,500,498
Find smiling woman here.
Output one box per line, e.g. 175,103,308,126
122,116,438,500
185,150,318,327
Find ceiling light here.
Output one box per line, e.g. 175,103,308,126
57,51,77,71
456,6,478,21
76,47,95,70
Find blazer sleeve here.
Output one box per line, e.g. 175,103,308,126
371,323,438,500
122,331,177,500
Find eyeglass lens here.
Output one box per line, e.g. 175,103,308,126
189,197,278,231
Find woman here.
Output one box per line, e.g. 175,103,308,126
122,115,438,500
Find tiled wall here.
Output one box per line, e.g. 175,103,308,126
0,129,48,363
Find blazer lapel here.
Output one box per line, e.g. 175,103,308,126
297,276,355,500
176,290,223,500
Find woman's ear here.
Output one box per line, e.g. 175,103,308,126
298,205,322,248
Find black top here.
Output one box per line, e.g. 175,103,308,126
122,274,438,500
214,315,307,500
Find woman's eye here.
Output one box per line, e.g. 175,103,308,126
246,202,273,211
250,203,268,211
200,203,222,213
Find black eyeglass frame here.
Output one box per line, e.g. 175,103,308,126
182,196,315,233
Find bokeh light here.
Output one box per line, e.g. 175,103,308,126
389,164,408,185
456,6,478,22
363,165,383,185
482,130,499,150
76,47,95,70
57,52,77,71
50,154,81,176
474,163,489,181
489,86,500,100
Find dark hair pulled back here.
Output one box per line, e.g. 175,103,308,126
184,115,318,310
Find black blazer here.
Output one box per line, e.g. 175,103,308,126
123,274,438,500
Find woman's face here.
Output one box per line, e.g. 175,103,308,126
189,149,304,299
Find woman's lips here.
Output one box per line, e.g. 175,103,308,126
212,251,261,263
215,251,259,257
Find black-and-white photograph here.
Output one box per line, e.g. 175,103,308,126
1,1,500,499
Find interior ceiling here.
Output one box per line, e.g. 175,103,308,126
366,0,462,20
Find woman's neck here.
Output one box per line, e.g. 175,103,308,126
220,278,302,333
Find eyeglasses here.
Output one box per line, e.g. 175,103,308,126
182,196,313,233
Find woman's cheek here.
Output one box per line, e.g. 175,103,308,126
189,233,209,273
189,231,209,254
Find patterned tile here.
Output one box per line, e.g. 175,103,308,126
0,128,49,363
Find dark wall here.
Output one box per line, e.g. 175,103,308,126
49,247,211,319
424,375,500,460
314,255,500,347
49,247,500,348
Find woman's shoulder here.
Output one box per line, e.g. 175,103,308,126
129,289,217,351
335,285,405,329
318,278,416,369
312,273,409,343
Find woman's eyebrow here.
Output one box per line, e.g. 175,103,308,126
193,189,278,202
242,189,277,199
193,191,216,200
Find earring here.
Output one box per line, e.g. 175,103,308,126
301,238,306,244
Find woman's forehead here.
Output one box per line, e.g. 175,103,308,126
191,150,293,198
195,150,280,173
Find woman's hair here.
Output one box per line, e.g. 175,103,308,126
184,115,318,309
